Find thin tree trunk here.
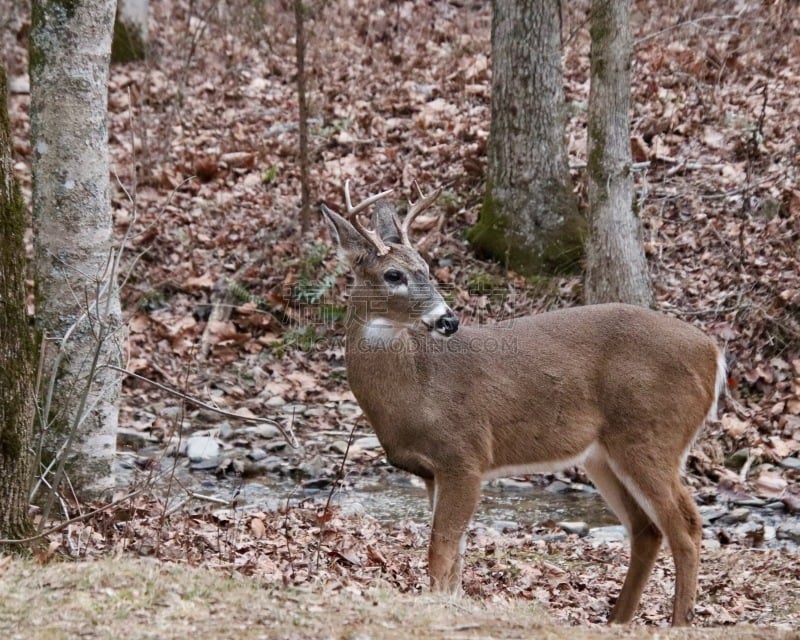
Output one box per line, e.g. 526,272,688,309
112,0,149,63
470,0,582,275
0,66,37,542
295,0,310,232
30,0,123,500
584,0,653,306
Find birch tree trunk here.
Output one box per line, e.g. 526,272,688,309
469,0,583,274
584,0,653,306
112,0,149,62
0,67,37,541
30,0,123,500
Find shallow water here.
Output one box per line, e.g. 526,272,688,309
181,472,617,528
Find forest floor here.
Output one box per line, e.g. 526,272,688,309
1,0,799,635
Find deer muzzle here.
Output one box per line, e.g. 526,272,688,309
433,309,459,336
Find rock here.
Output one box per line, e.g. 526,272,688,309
329,440,351,455
587,526,627,544
303,406,327,417
779,456,800,471
353,436,382,450
717,507,751,525
491,520,519,532
217,421,234,440
247,448,268,462
265,440,287,452
265,395,286,407
698,505,729,525
558,521,589,536
493,478,532,491
725,448,751,470
253,423,282,439
731,496,767,508
117,427,157,451
190,456,221,471
782,494,800,514
545,480,572,494
701,538,722,552
776,521,800,544
282,403,307,414
185,436,221,461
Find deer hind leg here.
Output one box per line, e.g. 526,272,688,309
428,474,481,593
584,449,663,624
605,453,702,627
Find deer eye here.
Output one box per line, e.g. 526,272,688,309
383,269,406,285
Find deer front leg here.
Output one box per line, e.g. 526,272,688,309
428,474,481,593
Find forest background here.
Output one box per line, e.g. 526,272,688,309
0,0,799,637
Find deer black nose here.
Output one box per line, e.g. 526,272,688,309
435,310,459,336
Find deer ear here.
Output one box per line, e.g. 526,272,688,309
321,204,373,261
371,201,402,245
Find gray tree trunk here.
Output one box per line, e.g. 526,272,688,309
0,67,37,542
584,0,653,306
30,0,123,500
469,0,583,275
112,0,149,62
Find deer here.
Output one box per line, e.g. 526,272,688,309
320,181,726,627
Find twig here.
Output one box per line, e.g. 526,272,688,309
105,363,298,447
0,486,148,545
314,422,357,573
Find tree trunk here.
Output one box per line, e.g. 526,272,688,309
112,0,148,63
0,66,37,542
469,0,583,275
584,0,653,306
30,0,123,500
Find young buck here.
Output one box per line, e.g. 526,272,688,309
321,181,725,626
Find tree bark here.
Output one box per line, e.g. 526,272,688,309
30,0,123,500
0,66,37,542
470,0,583,275
584,0,653,306
112,0,148,63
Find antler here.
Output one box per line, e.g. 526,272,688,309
400,181,442,247
344,179,394,256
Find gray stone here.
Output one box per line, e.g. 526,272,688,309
776,521,800,544
779,456,800,471
545,480,572,494
587,525,627,543
717,507,751,525
185,436,221,461
329,440,351,454
491,520,520,532
217,421,234,440
117,427,157,451
282,403,307,414
353,436,382,450
190,456,221,471
493,478,532,491
265,395,286,407
698,505,729,525
303,406,327,417
558,521,590,537
247,448,268,462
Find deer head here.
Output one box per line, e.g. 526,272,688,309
321,180,459,337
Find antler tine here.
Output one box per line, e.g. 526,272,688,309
400,181,442,246
343,179,394,256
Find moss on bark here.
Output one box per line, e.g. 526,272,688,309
469,180,585,275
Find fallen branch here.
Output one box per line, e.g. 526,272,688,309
107,364,298,447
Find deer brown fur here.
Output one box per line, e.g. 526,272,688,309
321,183,725,626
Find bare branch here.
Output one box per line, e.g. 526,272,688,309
106,364,298,448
